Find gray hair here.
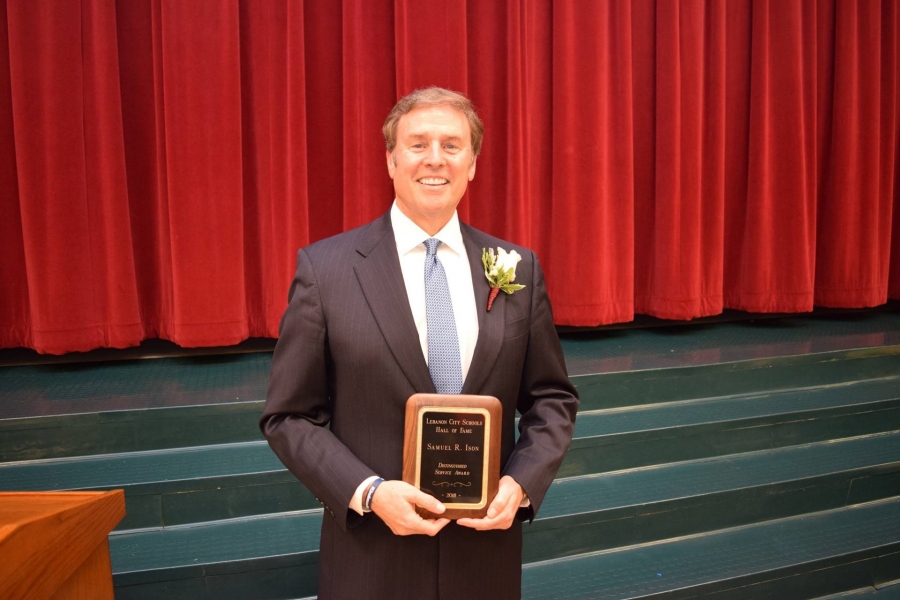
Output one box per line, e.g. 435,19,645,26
383,87,484,156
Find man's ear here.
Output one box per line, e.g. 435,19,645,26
386,150,396,179
468,155,477,181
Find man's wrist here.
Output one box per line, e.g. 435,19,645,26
505,475,530,507
350,475,381,515
363,477,385,512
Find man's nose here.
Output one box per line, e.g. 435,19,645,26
424,143,444,166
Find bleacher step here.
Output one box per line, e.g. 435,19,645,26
0,400,265,461
2,311,898,598
0,352,270,461
111,510,321,600
565,312,900,411
530,430,900,562
0,441,314,530
104,432,900,597
563,376,900,476
3,313,898,461
818,586,900,599
5,377,900,532
522,496,900,599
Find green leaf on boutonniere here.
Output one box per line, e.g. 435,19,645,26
500,284,526,295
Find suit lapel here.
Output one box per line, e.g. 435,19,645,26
461,225,505,395
354,213,436,394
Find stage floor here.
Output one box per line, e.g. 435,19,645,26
0,310,898,421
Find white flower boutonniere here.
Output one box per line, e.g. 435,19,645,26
481,247,526,311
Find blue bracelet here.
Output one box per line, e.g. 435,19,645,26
363,478,385,512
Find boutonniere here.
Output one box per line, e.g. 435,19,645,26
481,247,526,311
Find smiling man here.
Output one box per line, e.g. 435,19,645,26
261,87,578,600
386,102,477,235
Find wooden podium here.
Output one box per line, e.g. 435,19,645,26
0,490,125,600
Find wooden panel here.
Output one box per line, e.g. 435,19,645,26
51,539,115,600
0,491,124,599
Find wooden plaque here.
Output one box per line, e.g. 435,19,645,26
403,393,502,520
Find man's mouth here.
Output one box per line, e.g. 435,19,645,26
418,177,449,186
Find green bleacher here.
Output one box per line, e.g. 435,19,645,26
2,310,899,599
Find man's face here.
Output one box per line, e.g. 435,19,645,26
387,104,477,232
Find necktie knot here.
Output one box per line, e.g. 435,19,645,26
424,238,441,257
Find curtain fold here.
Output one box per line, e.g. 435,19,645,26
816,0,898,308
0,0,898,354
728,0,819,313
4,0,141,352
341,0,395,231
634,0,726,320
550,0,635,326
0,0,30,348
239,0,311,335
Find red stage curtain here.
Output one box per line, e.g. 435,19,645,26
2,0,141,352
0,0,898,354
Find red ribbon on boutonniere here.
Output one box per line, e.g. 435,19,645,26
481,247,526,311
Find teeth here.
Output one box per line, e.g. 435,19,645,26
419,178,448,185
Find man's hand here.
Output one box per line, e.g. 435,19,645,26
456,475,524,531
370,480,451,536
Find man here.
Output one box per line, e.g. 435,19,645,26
261,87,578,600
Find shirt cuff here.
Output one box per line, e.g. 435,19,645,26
350,475,381,515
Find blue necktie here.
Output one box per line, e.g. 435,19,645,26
424,239,463,394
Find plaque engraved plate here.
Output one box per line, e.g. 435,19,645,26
417,408,488,506
403,394,502,520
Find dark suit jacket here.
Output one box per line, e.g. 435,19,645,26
260,211,578,600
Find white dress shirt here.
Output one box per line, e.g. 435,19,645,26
350,202,480,515
390,201,480,379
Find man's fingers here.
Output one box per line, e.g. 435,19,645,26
394,511,449,536
486,501,498,519
418,517,451,536
456,514,503,530
370,480,451,536
456,504,515,530
486,482,516,519
457,480,520,530
485,487,511,519
412,490,446,514
485,501,502,520
373,478,523,533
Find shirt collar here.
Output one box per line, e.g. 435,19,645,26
390,201,466,257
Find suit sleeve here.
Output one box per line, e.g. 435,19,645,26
260,249,377,531
502,252,579,519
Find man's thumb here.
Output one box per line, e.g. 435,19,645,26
415,492,446,514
